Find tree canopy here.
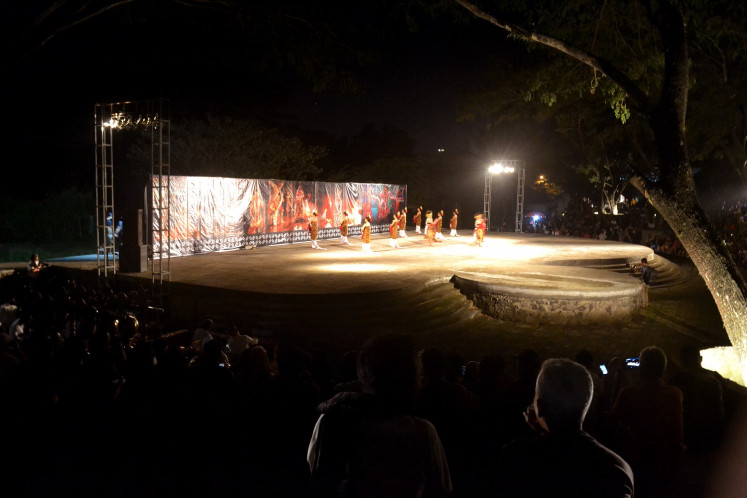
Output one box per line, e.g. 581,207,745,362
454,0,747,380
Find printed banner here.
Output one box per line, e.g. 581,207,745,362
152,176,406,256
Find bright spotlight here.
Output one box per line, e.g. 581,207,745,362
489,163,516,174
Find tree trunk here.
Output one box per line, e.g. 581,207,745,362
631,176,747,380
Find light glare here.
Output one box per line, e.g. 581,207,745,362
489,163,515,174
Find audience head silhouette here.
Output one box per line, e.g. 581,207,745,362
534,358,593,432
639,345,667,381
357,332,418,413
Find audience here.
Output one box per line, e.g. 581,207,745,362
307,332,452,498
669,344,726,453
493,358,634,497
225,323,259,365
612,346,686,492
417,347,479,496
536,195,747,274
0,265,741,497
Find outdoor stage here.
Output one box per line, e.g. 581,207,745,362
123,230,658,293
3,231,727,365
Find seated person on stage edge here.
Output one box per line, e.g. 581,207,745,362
27,253,48,274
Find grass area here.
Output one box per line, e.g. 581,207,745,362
0,237,98,263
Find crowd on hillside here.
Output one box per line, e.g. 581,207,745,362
523,196,747,268
0,265,743,498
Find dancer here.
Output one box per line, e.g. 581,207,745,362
308,210,326,250
473,213,486,247
398,208,408,238
413,206,422,234
389,212,401,248
426,213,439,246
339,211,352,245
361,215,372,253
449,209,460,237
423,210,434,240
434,210,445,242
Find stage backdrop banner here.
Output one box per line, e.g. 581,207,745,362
152,176,406,256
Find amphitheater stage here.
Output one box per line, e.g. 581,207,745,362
1,231,729,365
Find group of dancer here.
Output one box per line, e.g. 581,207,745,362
308,205,487,251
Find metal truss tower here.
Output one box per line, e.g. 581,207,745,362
515,167,525,232
94,99,171,297
150,99,171,302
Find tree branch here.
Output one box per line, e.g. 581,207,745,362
454,0,653,116
18,0,135,63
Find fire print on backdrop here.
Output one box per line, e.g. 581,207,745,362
152,176,406,256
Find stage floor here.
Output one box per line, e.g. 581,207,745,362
0,231,729,365
113,231,655,295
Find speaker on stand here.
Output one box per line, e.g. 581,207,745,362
119,209,148,273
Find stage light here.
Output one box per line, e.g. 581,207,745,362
489,163,516,174
485,160,524,232
102,111,158,130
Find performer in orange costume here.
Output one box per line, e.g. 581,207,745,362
449,209,460,237
424,210,434,240
413,206,423,234
434,210,445,242
361,215,372,253
308,210,323,249
425,211,438,246
389,213,401,248
473,213,487,247
398,208,408,238
339,211,352,245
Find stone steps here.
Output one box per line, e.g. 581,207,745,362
213,278,489,343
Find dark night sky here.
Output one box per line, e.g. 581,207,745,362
1,3,562,202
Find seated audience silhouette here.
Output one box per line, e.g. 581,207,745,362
669,344,726,452
494,358,634,497
613,346,685,491
307,332,452,498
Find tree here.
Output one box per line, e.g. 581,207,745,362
455,0,747,380
573,160,629,215
686,3,747,190
126,116,325,180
